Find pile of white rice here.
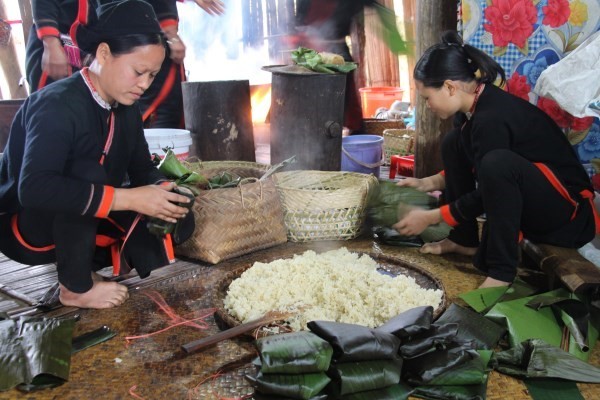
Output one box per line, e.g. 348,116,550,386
223,247,443,331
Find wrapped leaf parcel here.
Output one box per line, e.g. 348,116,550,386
367,182,451,246
0,316,77,391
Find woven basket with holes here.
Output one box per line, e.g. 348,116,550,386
272,171,379,242
175,161,287,264
383,128,415,165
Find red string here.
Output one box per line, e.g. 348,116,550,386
124,290,216,345
128,385,146,400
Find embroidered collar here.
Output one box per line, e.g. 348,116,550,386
81,67,112,110
465,83,485,120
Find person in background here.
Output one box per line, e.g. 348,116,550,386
124,0,225,128
394,30,598,288
0,0,193,309
25,0,98,92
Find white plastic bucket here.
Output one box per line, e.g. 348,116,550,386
341,135,384,178
144,128,192,160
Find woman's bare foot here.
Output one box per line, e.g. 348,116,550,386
420,238,477,256
59,281,128,309
479,277,511,289
91,271,105,282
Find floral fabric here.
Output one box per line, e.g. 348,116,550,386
459,0,600,174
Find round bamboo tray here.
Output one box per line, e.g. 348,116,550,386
213,251,448,338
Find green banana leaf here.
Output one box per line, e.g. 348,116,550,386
485,289,599,361
256,331,333,374
252,393,328,400
409,381,487,400
399,323,459,359
435,303,506,350
425,350,493,386
157,149,207,194
524,379,585,400
493,338,600,382
372,3,410,55
291,47,357,74
328,359,402,397
459,278,539,313
246,371,331,400
0,316,77,391
367,182,450,245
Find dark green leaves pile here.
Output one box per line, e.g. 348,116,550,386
291,47,357,74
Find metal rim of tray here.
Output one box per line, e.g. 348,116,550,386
213,251,448,337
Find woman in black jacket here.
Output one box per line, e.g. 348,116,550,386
394,31,598,288
0,0,192,309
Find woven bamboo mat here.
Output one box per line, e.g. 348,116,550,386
0,239,598,399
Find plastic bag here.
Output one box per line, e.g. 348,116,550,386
533,30,600,118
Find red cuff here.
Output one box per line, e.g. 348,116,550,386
37,26,60,39
440,204,458,227
160,19,179,30
439,170,446,177
95,186,115,218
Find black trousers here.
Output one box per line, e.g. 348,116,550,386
441,128,595,282
0,209,173,293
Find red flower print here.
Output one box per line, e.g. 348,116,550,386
570,116,595,132
542,0,570,28
506,72,531,101
537,97,572,128
484,0,538,48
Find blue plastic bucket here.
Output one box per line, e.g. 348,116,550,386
341,135,384,177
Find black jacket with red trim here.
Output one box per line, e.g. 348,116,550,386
31,0,97,39
0,72,164,217
444,84,594,225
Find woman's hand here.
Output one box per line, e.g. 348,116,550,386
392,208,441,237
194,0,225,16
41,36,69,80
113,183,192,223
163,27,186,64
396,173,446,192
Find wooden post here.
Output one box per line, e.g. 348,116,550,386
403,0,417,107
182,80,256,162
18,0,33,47
414,0,457,178
0,2,28,99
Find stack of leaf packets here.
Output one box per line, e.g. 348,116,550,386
308,321,404,398
367,181,451,246
0,316,77,391
247,331,333,399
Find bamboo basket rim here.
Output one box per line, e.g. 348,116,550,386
213,251,448,338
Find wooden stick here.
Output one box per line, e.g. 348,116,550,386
0,283,38,306
182,311,289,354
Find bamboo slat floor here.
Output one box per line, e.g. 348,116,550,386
0,238,599,400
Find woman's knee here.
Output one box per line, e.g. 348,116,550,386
479,149,522,182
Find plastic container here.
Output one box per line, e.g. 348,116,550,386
359,87,404,118
389,154,415,179
341,135,384,178
144,128,192,160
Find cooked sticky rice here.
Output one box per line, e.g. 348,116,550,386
223,247,443,331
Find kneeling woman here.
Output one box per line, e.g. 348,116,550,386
0,0,192,309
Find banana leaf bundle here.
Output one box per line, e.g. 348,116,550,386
291,47,357,74
307,321,401,362
375,306,433,338
435,304,506,350
367,182,451,245
327,360,402,397
246,371,331,400
155,149,207,195
252,393,328,400
402,343,482,386
256,331,333,374
398,323,460,359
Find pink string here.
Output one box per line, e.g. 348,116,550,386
125,290,216,345
128,385,146,400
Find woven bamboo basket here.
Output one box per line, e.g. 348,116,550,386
272,171,378,242
383,128,415,165
175,161,287,264
362,118,406,136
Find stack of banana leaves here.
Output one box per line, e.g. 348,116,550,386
366,181,451,247
246,305,510,399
